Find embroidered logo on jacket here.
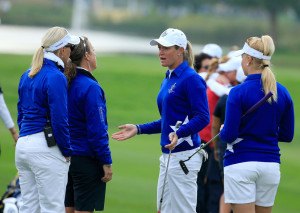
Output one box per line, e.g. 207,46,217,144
168,83,176,94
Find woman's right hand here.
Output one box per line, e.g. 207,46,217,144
111,124,137,141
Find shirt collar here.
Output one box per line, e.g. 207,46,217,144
165,61,188,78
244,73,262,82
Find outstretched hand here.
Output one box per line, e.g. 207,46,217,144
111,124,138,141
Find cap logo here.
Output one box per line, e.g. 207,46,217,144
161,30,168,37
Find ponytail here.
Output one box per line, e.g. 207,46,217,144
64,62,77,88
28,27,68,78
248,35,277,103
261,35,277,103
261,66,277,103
29,47,44,78
183,41,194,68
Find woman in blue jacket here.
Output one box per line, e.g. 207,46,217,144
16,26,79,213
112,28,210,213
64,36,112,213
219,35,294,213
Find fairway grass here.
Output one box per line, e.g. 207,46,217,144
0,53,299,213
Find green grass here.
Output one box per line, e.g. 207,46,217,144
0,53,299,212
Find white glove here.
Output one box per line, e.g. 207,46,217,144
198,143,208,162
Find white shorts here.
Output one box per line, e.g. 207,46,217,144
224,161,280,207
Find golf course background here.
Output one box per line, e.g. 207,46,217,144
0,52,299,212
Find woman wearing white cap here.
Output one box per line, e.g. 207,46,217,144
197,55,240,213
112,28,210,213
220,35,294,213
15,26,79,213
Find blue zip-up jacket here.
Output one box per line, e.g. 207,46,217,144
220,74,294,167
139,61,210,154
67,68,112,165
17,59,72,157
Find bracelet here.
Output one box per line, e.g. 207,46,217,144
136,125,141,135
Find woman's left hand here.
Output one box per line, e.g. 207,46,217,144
165,132,178,151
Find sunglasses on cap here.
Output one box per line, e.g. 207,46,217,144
64,44,75,51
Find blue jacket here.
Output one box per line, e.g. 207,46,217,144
220,74,294,167
67,68,112,165
139,61,210,153
17,59,72,157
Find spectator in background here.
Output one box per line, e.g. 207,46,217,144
16,26,79,213
212,66,246,213
201,43,223,59
197,55,241,213
112,28,209,213
220,35,294,213
194,53,212,74
64,36,112,213
0,83,19,145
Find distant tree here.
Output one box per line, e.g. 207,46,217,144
220,0,299,43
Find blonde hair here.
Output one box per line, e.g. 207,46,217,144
183,41,194,68
29,26,68,78
247,35,277,103
205,56,230,81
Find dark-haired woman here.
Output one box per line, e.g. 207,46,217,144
64,37,112,213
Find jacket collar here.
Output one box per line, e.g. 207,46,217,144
244,73,262,82
77,67,98,83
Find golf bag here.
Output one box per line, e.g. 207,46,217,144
0,174,21,213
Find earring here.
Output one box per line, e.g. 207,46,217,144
246,63,249,66
177,54,181,56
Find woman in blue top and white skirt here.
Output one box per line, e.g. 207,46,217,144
112,28,210,213
64,36,113,213
219,35,294,213
16,26,79,213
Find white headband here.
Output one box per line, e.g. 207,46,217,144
239,43,271,60
44,33,71,52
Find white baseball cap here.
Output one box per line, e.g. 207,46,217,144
217,57,242,73
150,28,187,49
201,44,223,58
236,66,247,83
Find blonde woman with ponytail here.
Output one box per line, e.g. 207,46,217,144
16,26,79,213
112,28,210,213
219,35,294,213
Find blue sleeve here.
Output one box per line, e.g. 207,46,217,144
85,84,112,165
278,93,294,142
219,88,242,143
139,119,161,134
47,73,72,157
176,75,210,139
